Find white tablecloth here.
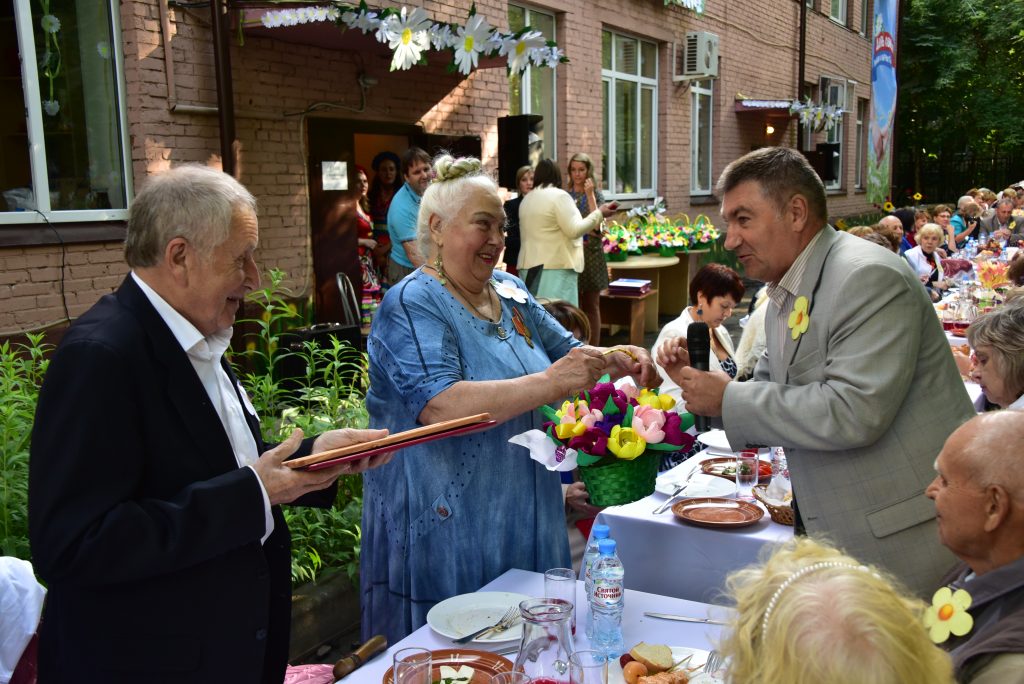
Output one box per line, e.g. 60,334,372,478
590,452,794,603
350,567,731,682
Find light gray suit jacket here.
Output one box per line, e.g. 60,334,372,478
722,227,975,596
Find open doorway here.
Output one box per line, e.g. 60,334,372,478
306,118,481,329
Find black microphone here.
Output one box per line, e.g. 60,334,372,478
686,321,711,433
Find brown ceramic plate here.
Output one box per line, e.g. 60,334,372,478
700,457,772,484
381,649,514,684
672,497,765,528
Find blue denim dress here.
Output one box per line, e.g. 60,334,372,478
361,269,577,643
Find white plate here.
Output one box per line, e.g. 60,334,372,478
696,429,732,451
608,646,716,684
426,591,529,644
655,472,735,498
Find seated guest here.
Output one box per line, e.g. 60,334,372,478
905,223,952,301
926,412,1024,683
541,298,590,343
934,204,958,252
872,218,903,253
1009,254,1024,287
719,538,954,684
734,286,768,381
652,263,744,406
951,197,983,249
887,210,914,254
845,225,875,237
909,207,932,247
965,300,1024,410
980,198,1015,241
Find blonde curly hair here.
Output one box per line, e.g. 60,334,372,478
415,153,498,259
718,538,953,684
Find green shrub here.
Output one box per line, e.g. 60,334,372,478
234,269,368,585
0,334,51,560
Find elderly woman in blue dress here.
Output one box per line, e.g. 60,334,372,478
361,154,658,642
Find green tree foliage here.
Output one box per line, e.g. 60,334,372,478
898,0,1024,157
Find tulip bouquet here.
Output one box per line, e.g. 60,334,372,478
975,260,1009,291
511,375,696,505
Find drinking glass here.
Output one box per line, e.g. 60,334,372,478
735,451,759,501
489,673,533,684
544,567,577,635
393,647,432,684
569,650,608,684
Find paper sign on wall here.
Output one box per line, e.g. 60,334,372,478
321,161,348,191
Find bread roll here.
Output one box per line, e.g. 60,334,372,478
629,642,673,673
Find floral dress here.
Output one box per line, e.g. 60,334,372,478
569,188,611,293
361,269,578,643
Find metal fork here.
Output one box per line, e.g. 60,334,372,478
702,650,722,674
453,605,518,644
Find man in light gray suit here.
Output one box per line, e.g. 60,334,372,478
660,147,975,596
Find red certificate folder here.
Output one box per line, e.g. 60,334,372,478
284,413,496,471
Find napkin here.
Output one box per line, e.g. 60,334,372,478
765,468,792,504
509,430,579,471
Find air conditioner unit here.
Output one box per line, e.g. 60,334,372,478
673,31,719,82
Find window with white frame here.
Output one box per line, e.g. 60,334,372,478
601,30,658,199
830,0,848,25
855,98,867,189
823,78,845,189
690,79,713,195
508,4,556,158
1,0,130,224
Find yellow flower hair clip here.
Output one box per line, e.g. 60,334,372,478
788,296,810,340
924,586,973,644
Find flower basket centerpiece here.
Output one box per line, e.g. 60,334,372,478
510,375,695,506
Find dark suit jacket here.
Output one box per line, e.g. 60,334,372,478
29,275,325,683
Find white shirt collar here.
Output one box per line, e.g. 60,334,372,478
131,272,233,359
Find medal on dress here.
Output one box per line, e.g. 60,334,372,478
496,325,510,340
512,308,534,348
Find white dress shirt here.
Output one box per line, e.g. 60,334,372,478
132,272,274,543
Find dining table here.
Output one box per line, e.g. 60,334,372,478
348,567,732,682
587,449,794,604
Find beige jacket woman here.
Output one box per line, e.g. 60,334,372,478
517,186,604,272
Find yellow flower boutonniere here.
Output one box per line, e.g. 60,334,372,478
924,587,973,644
788,296,810,340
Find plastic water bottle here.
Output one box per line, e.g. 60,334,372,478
583,524,611,639
590,538,625,657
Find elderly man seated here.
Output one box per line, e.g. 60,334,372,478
926,411,1024,684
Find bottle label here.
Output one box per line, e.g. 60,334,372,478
593,583,622,602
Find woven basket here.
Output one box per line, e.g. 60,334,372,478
752,485,795,526
606,251,628,262
578,452,659,506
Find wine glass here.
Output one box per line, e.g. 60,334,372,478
735,451,759,502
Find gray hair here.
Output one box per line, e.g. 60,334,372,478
416,154,498,259
716,147,828,224
994,198,1015,210
966,299,1024,404
124,164,256,268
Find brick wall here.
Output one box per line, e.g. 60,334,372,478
0,0,880,334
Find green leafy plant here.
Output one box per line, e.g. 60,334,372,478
234,269,368,584
0,334,52,560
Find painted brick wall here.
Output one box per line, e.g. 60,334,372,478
0,0,879,334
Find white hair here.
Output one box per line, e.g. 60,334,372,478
415,154,499,259
125,164,255,267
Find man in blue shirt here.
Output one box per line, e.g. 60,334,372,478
387,147,433,283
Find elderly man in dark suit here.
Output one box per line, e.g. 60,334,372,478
927,411,1024,683
659,147,975,596
29,165,391,683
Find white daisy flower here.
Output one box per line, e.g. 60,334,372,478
429,23,455,51
453,13,492,75
492,279,529,303
40,14,60,33
501,31,545,73
388,7,431,71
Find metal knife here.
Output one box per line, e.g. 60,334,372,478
644,611,729,625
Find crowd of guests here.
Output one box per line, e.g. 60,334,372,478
15,148,1024,684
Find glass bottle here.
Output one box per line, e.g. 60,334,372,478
512,598,575,683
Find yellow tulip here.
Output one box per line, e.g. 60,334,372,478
608,425,647,460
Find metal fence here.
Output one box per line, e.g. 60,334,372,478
894,153,1024,204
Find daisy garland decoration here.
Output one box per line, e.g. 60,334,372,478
256,2,568,76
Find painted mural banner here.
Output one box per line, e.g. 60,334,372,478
868,0,898,205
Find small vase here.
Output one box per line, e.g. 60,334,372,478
513,598,575,683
